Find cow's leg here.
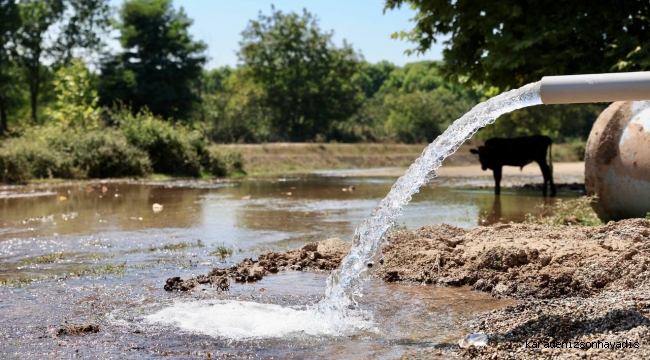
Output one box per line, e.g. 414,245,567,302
493,166,502,195
537,161,556,197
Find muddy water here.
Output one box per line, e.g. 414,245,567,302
0,172,581,359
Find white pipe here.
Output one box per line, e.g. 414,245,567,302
540,71,650,104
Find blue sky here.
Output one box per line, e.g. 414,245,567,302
108,0,446,69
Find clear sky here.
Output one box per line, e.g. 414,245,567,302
108,0,446,69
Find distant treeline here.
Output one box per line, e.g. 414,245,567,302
0,0,605,145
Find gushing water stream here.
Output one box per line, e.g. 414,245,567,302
318,82,543,315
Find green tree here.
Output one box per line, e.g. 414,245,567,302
238,7,364,142
0,0,21,135
358,61,396,98
46,59,99,129
99,0,207,121
15,0,110,124
384,88,473,143
201,68,271,143
384,0,650,90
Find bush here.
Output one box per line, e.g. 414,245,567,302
202,148,245,176
0,126,151,183
0,136,76,183
48,129,152,178
117,109,204,176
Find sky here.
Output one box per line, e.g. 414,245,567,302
107,0,446,69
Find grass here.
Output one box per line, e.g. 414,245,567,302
524,195,602,226
210,244,234,261
22,253,67,264
148,239,205,252
70,263,127,277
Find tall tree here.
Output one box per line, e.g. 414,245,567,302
238,7,364,142
15,0,110,124
0,0,21,135
99,0,207,120
384,0,650,90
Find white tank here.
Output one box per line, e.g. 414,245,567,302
585,100,650,220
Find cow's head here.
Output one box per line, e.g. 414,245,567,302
470,146,495,171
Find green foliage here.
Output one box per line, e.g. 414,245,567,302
202,68,272,143
384,88,473,143
238,7,364,142
0,125,151,182
15,0,110,124
116,108,204,176
0,0,21,135
524,195,602,226
203,148,245,177
46,59,100,129
48,129,152,178
384,0,650,90
99,0,207,120
358,61,396,98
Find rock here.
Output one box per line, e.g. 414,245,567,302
58,324,99,335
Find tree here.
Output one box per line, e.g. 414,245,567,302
384,0,650,90
238,7,364,142
0,0,21,135
358,61,396,98
99,0,207,121
46,59,100,129
15,0,110,124
384,88,473,143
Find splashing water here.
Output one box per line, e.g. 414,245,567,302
319,82,543,316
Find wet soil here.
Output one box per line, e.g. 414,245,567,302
172,218,650,359
178,219,650,301
165,238,351,291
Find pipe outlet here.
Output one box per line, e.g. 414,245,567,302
540,71,650,104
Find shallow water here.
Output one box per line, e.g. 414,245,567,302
0,173,580,358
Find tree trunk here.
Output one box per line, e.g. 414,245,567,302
0,95,7,136
30,66,40,124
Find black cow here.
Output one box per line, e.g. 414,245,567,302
470,135,556,197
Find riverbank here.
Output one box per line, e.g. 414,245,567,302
212,142,584,176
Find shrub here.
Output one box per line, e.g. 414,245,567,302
49,129,152,178
202,148,245,177
117,109,204,176
0,136,76,183
0,126,152,183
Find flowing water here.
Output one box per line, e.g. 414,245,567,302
320,82,543,315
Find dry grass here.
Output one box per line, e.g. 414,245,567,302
212,142,483,175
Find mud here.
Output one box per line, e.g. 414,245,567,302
57,324,99,336
169,219,650,300
380,219,650,299
165,238,351,291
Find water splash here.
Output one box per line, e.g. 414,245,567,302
144,300,376,340
319,82,543,315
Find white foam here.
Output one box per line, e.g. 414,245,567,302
144,300,375,340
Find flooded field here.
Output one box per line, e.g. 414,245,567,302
0,169,583,359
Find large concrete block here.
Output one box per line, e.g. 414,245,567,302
585,101,650,220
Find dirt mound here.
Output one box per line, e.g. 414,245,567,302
379,219,650,299
164,238,350,291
